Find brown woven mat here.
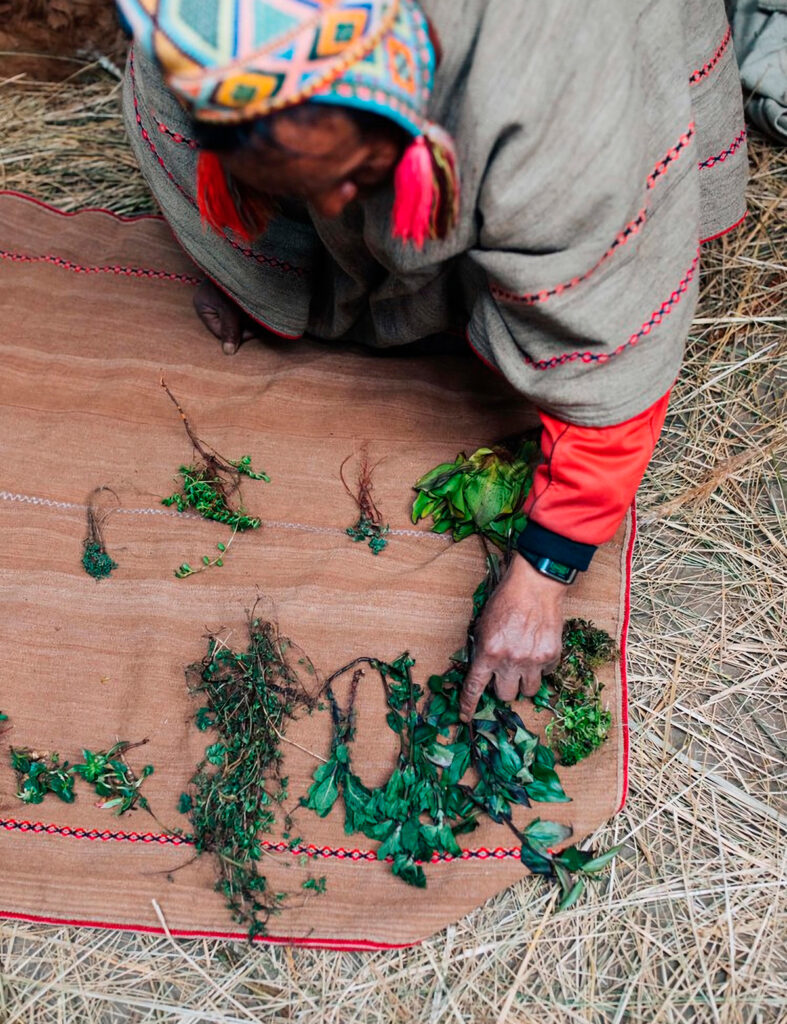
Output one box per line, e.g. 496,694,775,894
0,193,631,948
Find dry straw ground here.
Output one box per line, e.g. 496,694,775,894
0,62,785,1024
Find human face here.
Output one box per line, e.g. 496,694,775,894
220,108,402,219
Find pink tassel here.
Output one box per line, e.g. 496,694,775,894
392,136,437,250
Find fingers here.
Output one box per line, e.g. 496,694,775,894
459,659,494,723
219,296,242,355
519,667,544,698
492,668,520,705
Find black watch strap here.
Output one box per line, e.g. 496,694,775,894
516,520,596,572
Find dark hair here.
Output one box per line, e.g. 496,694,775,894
192,101,406,154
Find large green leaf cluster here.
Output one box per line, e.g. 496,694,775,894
411,441,538,549
303,649,593,892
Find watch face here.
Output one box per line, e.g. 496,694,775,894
545,559,575,583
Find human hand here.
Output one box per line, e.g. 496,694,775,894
460,554,567,722
193,278,260,355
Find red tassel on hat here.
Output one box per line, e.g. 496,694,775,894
197,150,257,242
392,130,460,250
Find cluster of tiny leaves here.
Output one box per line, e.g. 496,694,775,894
175,538,230,579
536,621,618,766
412,440,538,550
179,620,317,940
304,571,620,905
302,875,327,894
11,741,153,814
81,541,117,580
162,455,266,531
346,515,389,556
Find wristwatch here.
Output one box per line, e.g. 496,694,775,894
517,549,578,585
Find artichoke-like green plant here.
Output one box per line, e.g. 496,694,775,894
411,440,538,550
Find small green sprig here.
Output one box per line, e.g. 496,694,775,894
302,876,327,894
174,533,235,579
82,487,120,580
163,466,263,530
160,379,268,534
11,749,75,805
536,619,618,766
346,515,389,555
72,741,154,815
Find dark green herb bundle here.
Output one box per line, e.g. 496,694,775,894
411,440,538,550
537,620,618,766
341,450,389,555
11,740,153,814
160,379,268,534
82,486,119,580
179,617,320,940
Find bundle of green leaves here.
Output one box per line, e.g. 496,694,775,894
72,741,154,814
11,741,153,814
536,620,618,767
304,565,621,906
304,647,618,904
12,749,75,804
179,618,320,940
411,440,538,549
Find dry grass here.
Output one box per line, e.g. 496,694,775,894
0,68,785,1024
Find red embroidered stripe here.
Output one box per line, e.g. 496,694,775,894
492,207,648,306
521,247,700,371
698,128,747,169
647,123,696,190
492,123,694,307
689,25,732,85
129,52,305,278
0,249,200,284
0,816,522,863
152,114,198,149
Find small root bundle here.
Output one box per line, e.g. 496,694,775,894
82,486,119,580
341,449,389,555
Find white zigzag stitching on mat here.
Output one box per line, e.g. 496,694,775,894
0,491,446,541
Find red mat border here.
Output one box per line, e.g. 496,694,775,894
0,189,635,949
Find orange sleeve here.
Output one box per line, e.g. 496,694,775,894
521,389,671,551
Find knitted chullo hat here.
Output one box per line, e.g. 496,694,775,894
116,0,459,249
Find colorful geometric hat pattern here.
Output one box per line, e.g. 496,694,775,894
116,0,433,135
117,0,459,248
